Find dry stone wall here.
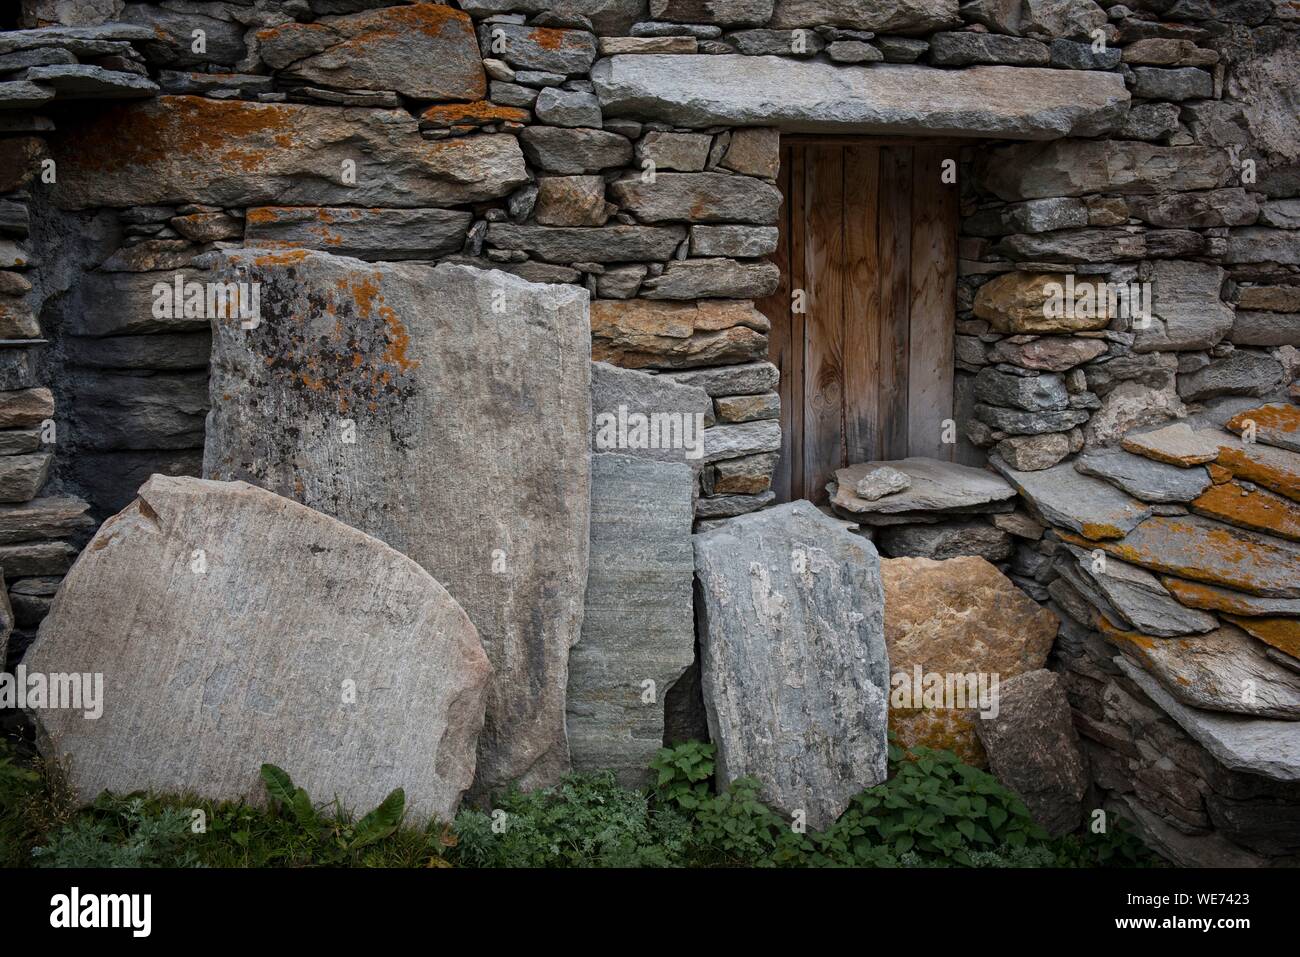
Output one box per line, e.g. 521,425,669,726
0,0,1296,861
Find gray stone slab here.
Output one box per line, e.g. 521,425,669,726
694,501,890,828
831,457,1016,514
204,252,590,799
1073,447,1212,504
593,55,1129,138
591,360,712,471
22,475,491,821
244,207,472,261
567,454,696,787
1061,543,1218,636
990,455,1152,538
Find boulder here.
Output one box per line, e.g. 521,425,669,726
255,5,486,100
21,475,491,822
975,670,1087,836
990,456,1152,539
245,207,472,261
567,454,696,787
204,252,590,799
695,502,890,828
50,97,527,209
882,555,1058,765
593,56,1128,139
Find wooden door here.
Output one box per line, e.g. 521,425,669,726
757,140,958,504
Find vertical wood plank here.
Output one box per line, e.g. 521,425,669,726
908,144,958,461
877,146,912,460
787,146,806,501
842,145,880,464
758,144,793,502
802,145,845,503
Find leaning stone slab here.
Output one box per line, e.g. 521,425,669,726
1162,577,1300,618
1116,658,1300,782
990,456,1151,539
975,669,1087,837
1061,515,1300,599
694,501,890,828
245,207,472,261
593,56,1128,139
22,475,491,822
830,457,1016,514
50,97,527,209
1061,544,1218,636
1073,447,1211,503
567,454,695,787
203,251,590,799
1120,421,1220,466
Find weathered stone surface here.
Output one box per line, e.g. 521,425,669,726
1104,619,1300,719
610,172,782,224
1050,37,1120,70
1178,351,1286,403
651,0,773,24
593,56,1128,138
727,28,825,55
488,223,684,262
973,272,1111,334
1117,658,1300,783
590,360,713,469
1226,616,1300,662
994,432,1072,471
118,6,245,67
991,457,1152,539
0,452,50,503
535,87,603,127
1064,515,1300,599
23,475,491,821
591,298,769,369
71,370,206,451
1121,422,1220,466
0,23,153,56
974,367,1068,412
245,207,472,261
1020,0,1105,37
986,336,1107,372
462,0,644,34
999,226,1203,263
770,0,960,33
975,670,1087,836
24,63,157,98
830,457,1016,514
479,23,597,75
0,81,55,110
1225,228,1300,266
0,388,54,429
1230,311,1300,347
532,176,610,227
690,225,778,258
1074,448,1212,504
929,32,1049,66
1191,481,1300,543
721,127,780,178
1214,438,1300,505
600,35,699,54
1126,188,1257,228
1162,577,1300,619
714,392,778,423
980,140,1232,201
963,197,1088,237
519,125,633,173
660,360,779,396
974,403,1089,435
707,451,778,494
1130,66,1213,101
854,464,911,500
695,501,890,828
704,419,782,462
878,521,1013,562
1060,543,1217,636
567,454,695,787
1225,404,1300,454
0,496,93,546
1132,260,1233,353
204,253,590,798
50,97,527,209
636,130,711,172
694,490,775,517
882,555,1058,765
641,258,781,299
1118,101,1182,141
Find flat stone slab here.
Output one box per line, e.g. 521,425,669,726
1116,658,1300,782
567,454,696,788
1162,576,1300,618
1062,544,1218,636
22,476,491,821
1074,447,1212,504
990,456,1152,539
1191,480,1300,543
204,252,590,799
245,207,472,261
1121,421,1221,466
25,64,158,98
831,457,1016,514
590,361,712,471
1224,403,1300,454
1062,515,1300,599
594,56,1129,138
694,501,890,828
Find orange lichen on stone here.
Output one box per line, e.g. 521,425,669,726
1223,614,1300,659
1225,403,1300,444
1216,444,1300,503
251,249,311,267
1079,521,1127,540
1207,462,1233,483
1191,480,1300,542
419,101,530,125
529,27,568,50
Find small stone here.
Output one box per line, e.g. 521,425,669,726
994,432,1072,471
854,465,912,500
714,392,780,424
1074,447,1212,503
533,176,610,227
878,521,1013,562
689,224,778,258
827,39,883,63
636,130,712,172
520,126,632,173
534,87,603,128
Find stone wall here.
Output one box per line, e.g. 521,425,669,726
0,0,1297,861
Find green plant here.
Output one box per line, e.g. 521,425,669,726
31,796,198,868
649,740,715,810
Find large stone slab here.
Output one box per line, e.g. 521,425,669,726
244,207,472,261
979,140,1232,201
254,4,485,100
50,97,527,209
1116,658,1300,782
1191,481,1300,543
882,556,1058,765
1103,619,1300,719
830,457,1016,514
1061,515,1300,599
990,456,1152,539
1060,544,1217,636
203,252,591,799
567,454,695,788
694,501,890,828
1162,577,1300,619
1073,447,1211,504
593,56,1129,138
974,669,1087,837
590,361,712,470
1225,404,1300,454
22,475,491,821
